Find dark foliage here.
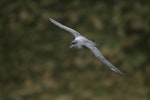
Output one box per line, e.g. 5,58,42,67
0,0,149,100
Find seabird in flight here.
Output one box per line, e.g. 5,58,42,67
49,18,124,76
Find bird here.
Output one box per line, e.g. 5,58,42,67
49,18,124,76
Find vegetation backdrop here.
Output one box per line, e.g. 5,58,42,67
0,0,150,100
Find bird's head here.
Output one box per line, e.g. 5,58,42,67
70,40,78,48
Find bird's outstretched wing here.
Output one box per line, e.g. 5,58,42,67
85,44,124,76
49,18,81,38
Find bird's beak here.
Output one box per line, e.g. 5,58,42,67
70,45,73,48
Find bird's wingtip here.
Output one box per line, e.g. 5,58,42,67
110,68,125,76
119,72,125,76
49,18,53,22
49,18,58,24
116,70,125,76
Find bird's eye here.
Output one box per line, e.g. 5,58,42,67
71,41,77,44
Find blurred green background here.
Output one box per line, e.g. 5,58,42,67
0,0,150,100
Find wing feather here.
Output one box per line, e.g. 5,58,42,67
49,18,81,37
85,44,124,76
